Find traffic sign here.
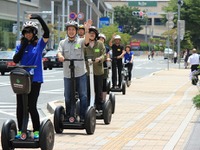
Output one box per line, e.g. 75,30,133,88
77,12,84,20
146,12,158,16
166,12,174,20
69,12,77,20
166,21,174,29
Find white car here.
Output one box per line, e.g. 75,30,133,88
164,48,174,59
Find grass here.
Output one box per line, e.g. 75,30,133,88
193,94,200,108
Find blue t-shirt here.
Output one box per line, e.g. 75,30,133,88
124,51,134,63
16,38,47,83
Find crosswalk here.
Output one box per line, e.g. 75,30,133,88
0,102,16,117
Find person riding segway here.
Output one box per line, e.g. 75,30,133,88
98,33,116,116
109,34,126,95
123,45,134,87
1,14,54,150
54,20,96,134
84,27,113,124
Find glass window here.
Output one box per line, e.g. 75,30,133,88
154,18,164,25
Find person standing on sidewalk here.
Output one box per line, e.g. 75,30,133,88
124,45,134,85
84,26,106,111
174,51,177,64
57,20,91,122
109,34,125,89
13,14,49,139
184,49,190,69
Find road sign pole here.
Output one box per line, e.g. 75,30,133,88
177,1,181,69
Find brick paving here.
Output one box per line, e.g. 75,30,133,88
1,68,200,150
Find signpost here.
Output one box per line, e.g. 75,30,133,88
166,12,174,70
77,12,84,20
69,12,77,20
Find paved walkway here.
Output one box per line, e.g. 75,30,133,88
1,67,200,150
46,68,199,150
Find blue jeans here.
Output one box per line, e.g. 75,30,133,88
64,73,88,119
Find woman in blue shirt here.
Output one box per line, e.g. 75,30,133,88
13,14,49,139
124,45,134,83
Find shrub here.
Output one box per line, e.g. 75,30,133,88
193,94,200,108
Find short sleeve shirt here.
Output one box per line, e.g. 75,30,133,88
111,44,124,58
124,51,134,63
57,37,87,78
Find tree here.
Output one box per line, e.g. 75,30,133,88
99,24,131,46
113,5,145,35
163,0,200,49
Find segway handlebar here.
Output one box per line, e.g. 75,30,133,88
9,65,37,69
64,58,84,61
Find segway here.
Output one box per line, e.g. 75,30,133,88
1,66,54,150
122,61,130,87
93,65,114,124
109,58,126,95
54,59,96,135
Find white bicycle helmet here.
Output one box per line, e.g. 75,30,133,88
114,35,121,40
22,21,38,35
98,33,106,40
65,20,78,30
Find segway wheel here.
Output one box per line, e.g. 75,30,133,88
39,119,54,150
1,119,17,150
106,80,111,94
54,106,65,133
122,81,126,95
85,107,96,135
109,93,116,114
103,101,112,124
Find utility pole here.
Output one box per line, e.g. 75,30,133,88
177,0,182,69
17,0,20,41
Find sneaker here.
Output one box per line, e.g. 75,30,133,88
15,131,22,139
33,131,39,139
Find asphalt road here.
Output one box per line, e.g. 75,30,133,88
0,55,179,128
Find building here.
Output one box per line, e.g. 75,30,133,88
0,0,113,49
105,0,171,39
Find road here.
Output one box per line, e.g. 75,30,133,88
0,55,178,128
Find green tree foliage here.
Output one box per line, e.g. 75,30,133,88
113,5,145,35
99,24,131,46
163,0,200,49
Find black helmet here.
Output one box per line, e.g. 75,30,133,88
65,20,78,30
89,26,99,39
22,21,38,36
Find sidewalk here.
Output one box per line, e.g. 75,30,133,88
44,68,200,150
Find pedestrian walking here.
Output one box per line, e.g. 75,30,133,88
187,48,200,85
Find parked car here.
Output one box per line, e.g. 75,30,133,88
0,51,16,75
164,48,174,59
42,50,62,70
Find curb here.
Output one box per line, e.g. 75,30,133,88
47,100,64,114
